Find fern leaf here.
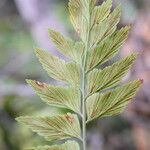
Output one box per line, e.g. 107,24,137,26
86,26,130,72
49,29,84,64
86,80,142,122
69,0,87,41
26,80,81,114
89,5,121,49
27,141,80,150
90,0,112,28
16,114,81,142
16,0,143,149
35,48,80,86
87,54,137,96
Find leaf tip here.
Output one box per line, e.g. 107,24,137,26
15,116,24,123
26,79,46,90
26,79,32,84
35,81,45,88
48,28,55,36
139,79,144,84
34,48,40,55
107,0,113,5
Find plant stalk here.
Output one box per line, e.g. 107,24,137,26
81,3,91,150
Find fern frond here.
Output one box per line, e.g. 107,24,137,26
16,114,81,142
91,0,112,28
86,26,130,72
26,80,81,114
35,48,80,86
87,53,137,96
16,0,142,149
89,5,121,49
86,80,142,123
49,29,84,64
69,0,88,41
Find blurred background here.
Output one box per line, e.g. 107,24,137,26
0,0,150,149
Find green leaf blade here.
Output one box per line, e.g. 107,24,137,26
35,48,81,86
89,5,121,49
49,29,84,64
87,53,138,96
90,0,112,28
16,114,81,142
86,80,142,122
69,0,88,41
86,26,130,71
26,80,81,114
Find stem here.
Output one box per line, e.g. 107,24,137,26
82,47,87,150
82,79,86,150
81,3,91,150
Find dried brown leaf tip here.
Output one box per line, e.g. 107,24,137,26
35,81,45,88
140,79,144,84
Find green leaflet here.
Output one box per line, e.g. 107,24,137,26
90,0,112,28
27,141,80,150
69,0,88,42
86,80,142,122
87,53,137,96
89,5,121,49
49,29,84,64
68,0,117,45
16,114,81,142
26,80,81,114
86,26,130,72
35,48,80,86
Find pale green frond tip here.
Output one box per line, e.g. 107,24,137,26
34,48,42,59
112,4,122,18
16,116,21,123
48,29,57,39
26,79,41,89
86,26,132,72
48,28,53,33
112,4,122,16
126,25,131,30
26,79,32,85
34,48,44,58
104,0,113,6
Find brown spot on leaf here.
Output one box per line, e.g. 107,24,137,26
77,29,80,35
65,114,74,124
35,81,45,88
91,111,97,118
